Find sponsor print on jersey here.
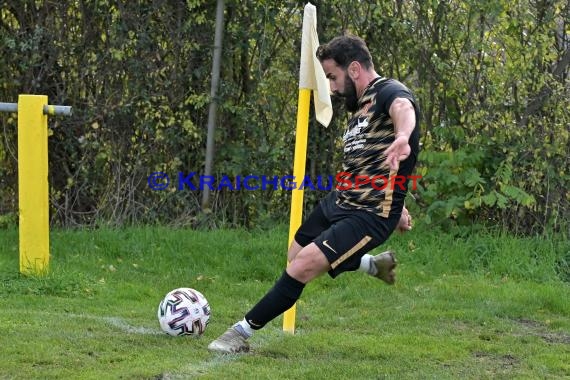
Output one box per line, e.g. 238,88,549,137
343,116,369,153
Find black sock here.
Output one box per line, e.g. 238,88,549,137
244,270,305,330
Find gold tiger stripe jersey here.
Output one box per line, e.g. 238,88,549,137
335,77,421,217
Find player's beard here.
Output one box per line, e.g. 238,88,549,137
340,75,359,113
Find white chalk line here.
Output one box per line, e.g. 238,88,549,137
0,309,162,335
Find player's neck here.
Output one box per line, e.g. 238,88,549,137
356,71,380,98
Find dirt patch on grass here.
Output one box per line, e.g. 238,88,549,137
538,332,570,344
511,317,570,345
513,318,543,328
473,351,519,371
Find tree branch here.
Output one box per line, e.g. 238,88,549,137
520,47,570,125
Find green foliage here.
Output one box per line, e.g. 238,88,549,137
0,1,568,233
398,0,569,234
419,147,536,229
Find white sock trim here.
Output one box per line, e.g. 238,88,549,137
359,254,373,273
233,319,253,339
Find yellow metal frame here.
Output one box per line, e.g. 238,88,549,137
17,95,50,275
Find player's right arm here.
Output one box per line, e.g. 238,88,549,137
384,97,416,171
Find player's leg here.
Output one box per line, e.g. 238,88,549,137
233,243,329,337
207,201,332,354
207,242,330,353
243,200,335,331
287,198,332,263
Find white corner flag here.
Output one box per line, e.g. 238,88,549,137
283,2,331,334
299,2,332,127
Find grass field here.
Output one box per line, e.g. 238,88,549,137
0,222,569,379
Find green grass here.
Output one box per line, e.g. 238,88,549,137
0,223,568,379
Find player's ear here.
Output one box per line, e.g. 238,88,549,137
348,61,359,80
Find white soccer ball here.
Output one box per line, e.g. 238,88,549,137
157,287,211,337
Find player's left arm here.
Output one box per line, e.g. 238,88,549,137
385,97,416,171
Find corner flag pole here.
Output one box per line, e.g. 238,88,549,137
282,88,310,334
283,2,332,334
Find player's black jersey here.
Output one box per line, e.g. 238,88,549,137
335,77,420,217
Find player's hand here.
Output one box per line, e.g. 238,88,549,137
396,207,412,233
384,135,411,171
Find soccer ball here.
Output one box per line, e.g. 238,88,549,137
157,287,211,337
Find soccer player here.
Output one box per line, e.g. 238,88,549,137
208,34,420,353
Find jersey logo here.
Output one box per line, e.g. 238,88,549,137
322,240,338,254
343,117,367,141
357,117,369,130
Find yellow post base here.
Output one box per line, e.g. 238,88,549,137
18,95,50,275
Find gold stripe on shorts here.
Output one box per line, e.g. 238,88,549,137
330,235,372,270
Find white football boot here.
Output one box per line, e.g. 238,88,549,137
371,251,397,284
207,327,250,353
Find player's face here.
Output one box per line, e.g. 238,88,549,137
321,59,358,112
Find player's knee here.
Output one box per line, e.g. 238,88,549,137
287,244,329,283
287,240,303,263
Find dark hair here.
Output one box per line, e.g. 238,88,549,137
316,34,373,70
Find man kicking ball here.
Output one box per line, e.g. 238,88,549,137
208,34,420,353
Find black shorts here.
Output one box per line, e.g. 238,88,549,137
294,191,402,278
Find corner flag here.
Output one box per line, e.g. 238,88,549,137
283,2,332,334
298,3,332,128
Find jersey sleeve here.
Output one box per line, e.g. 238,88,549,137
377,80,418,115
